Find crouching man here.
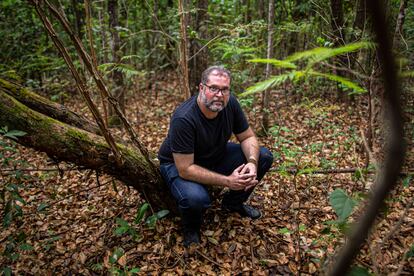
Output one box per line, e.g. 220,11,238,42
158,66,273,247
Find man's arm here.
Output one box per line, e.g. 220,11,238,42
236,127,260,189
236,127,260,167
173,153,256,190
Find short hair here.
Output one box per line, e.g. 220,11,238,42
201,66,231,84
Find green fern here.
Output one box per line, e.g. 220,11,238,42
286,41,374,63
308,71,366,94
248,58,297,69
244,42,373,97
239,72,294,96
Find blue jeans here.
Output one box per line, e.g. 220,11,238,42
159,142,273,231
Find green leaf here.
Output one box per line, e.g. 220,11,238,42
406,244,414,258
346,266,371,276
278,227,291,234
135,203,149,224
145,215,158,228
115,217,130,228
110,247,125,263
241,72,294,96
308,71,366,94
329,189,357,221
248,58,297,69
114,226,128,236
2,266,12,276
402,175,412,187
156,209,169,219
19,243,34,251
129,267,141,274
37,203,49,212
286,41,374,63
3,130,27,140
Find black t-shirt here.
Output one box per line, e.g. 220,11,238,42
158,94,249,168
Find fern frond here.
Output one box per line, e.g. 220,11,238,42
120,55,141,62
240,72,294,97
286,41,374,64
308,71,366,94
113,64,143,78
248,58,297,69
98,63,116,73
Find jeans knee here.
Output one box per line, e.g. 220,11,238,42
259,147,274,169
179,194,211,211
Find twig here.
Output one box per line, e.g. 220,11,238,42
195,249,228,270
360,129,378,170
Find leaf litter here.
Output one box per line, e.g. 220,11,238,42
0,78,413,275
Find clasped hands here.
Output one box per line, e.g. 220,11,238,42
226,163,258,191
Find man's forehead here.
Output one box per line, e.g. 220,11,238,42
207,71,230,82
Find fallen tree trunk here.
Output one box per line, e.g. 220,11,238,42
0,79,101,135
0,82,176,212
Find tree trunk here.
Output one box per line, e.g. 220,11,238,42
178,0,191,99
108,0,125,126
188,0,209,93
0,79,100,135
392,0,408,49
0,80,176,212
261,0,275,133
70,0,84,39
330,0,348,101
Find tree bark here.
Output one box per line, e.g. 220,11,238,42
261,0,275,133
178,0,191,99
0,79,100,135
330,0,349,101
188,0,209,94
0,84,176,212
108,0,125,125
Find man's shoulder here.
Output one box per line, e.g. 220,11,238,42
171,96,198,123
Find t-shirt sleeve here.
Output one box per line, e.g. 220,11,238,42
231,97,249,134
169,117,194,154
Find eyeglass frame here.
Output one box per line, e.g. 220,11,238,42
202,83,231,96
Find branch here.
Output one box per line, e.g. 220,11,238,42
327,0,406,274
28,0,122,165
41,0,160,181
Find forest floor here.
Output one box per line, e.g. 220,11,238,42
0,77,413,275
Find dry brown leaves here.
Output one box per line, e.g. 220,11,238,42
0,80,413,275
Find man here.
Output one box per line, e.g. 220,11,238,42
158,66,273,247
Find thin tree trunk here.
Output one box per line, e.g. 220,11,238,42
108,0,125,126
261,0,275,133
189,0,209,93
330,0,348,101
178,0,191,99
392,0,408,49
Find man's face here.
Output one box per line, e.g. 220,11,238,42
199,73,231,113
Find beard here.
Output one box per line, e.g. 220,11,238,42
200,91,226,112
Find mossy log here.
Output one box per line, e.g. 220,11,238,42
0,81,176,212
0,79,100,135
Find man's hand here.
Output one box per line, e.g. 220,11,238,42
226,164,258,190
240,162,257,191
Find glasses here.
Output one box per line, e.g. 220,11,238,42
203,83,230,95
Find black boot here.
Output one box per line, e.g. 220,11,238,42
180,209,202,247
